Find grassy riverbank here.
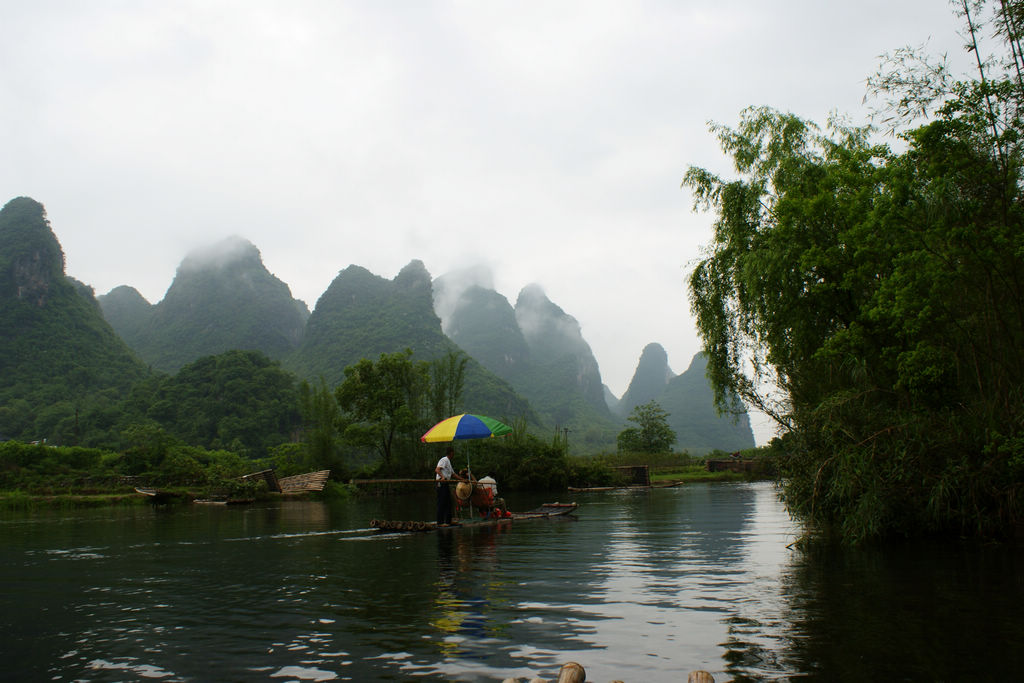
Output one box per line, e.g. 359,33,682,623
0,481,357,511
0,469,762,510
0,438,775,510
0,489,146,510
650,465,750,484
605,447,777,487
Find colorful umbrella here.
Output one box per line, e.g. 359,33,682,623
421,413,512,442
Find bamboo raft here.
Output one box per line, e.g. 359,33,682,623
278,469,331,493
508,661,715,683
239,468,331,493
370,502,579,533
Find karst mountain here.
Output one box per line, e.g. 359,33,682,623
616,343,755,453
0,197,146,441
2,195,756,452
286,260,533,422
98,236,309,373
436,269,619,450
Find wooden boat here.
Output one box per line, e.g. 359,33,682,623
134,468,330,507
194,497,256,505
134,487,193,504
370,502,579,533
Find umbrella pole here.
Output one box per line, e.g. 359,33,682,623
466,450,472,518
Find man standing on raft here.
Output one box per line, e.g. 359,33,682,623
435,446,465,526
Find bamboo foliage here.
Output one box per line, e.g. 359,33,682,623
685,3,1024,541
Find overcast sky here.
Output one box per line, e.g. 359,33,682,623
2,1,972,442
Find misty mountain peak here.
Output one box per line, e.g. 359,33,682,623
394,259,432,291
617,342,676,416
336,264,376,281
513,283,608,415
294,260,453,386
444,284,527,376
0,197,67,306
640,342,672,372
112,235,309,371
97,286,153,337
102,285,151,306
433,264,496,331
515,282,549,308
514,283,581,349
179,236,260,273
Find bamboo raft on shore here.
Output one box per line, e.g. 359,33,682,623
239,468,331,493
135,469,331,505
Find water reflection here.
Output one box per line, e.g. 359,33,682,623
2,484,1021,681
772,539,1024,681
549,484,795,681
432,527,509,655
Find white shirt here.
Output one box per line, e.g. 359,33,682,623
435,455,454,481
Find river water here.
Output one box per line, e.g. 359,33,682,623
2,482,1022,682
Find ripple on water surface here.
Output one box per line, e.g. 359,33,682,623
6,483,1018,681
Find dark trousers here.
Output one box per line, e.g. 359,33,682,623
436,482,452,525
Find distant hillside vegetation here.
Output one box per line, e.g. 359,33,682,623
0,197,148,443
1,197,753,457
99,285,153,343
437,272,619,451
660,354,755,453
138,349,300,457
286,261,535,424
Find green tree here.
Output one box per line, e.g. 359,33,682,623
144,350,299,458
430,350,468,421
684,1,1024,541
299,378,342,475
121,422,176,474
617,401,676,454
335,349,429,470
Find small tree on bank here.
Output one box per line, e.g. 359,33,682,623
299,378,342,475
617,401,676,454
335,349,429,471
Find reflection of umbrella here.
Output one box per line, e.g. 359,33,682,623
421,413,512,442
